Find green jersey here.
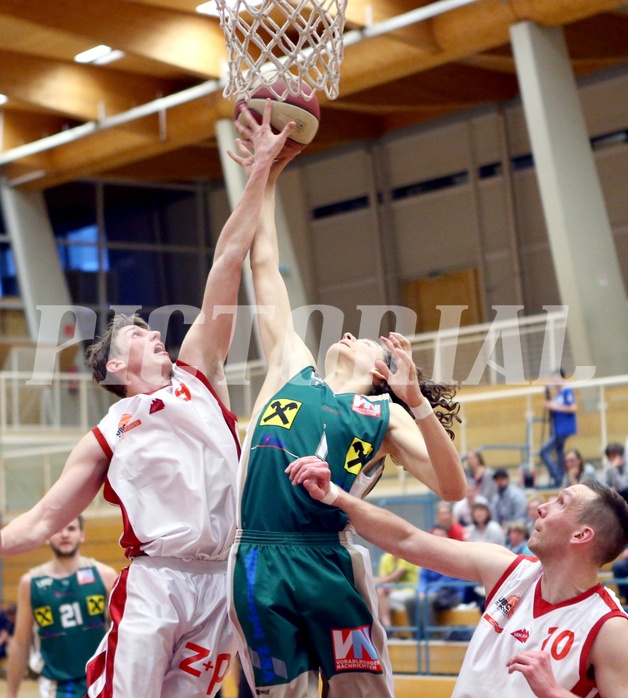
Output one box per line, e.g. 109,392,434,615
241,366,391,532
30,561,108,682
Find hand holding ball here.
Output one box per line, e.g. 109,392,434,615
234,80,321,155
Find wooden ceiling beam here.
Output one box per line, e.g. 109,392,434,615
343,0,437,49
0,49,185,121
0,0,227,77
1,0,625,190
4,94,232,191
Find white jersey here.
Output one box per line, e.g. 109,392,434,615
93,361,240,561
454,556,628,698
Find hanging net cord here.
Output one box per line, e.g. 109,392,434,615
216,0,347,101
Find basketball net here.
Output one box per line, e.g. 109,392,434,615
215,0,347,102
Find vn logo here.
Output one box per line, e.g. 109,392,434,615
332,625,382,672
260,399,302,429
344,438,374,475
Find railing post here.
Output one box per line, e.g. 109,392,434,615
598,385,607,454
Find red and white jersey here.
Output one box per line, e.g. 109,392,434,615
454,556,628,698
93,361,240,561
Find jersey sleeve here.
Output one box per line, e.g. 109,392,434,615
92,408,120,460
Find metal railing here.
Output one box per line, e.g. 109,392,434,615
1,308,628,512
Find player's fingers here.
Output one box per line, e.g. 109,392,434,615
389,331,411,351
261,98,273,125
226,149,245,166
237,105,260,131
295,463,327,485
302,479,323,499
285,455,320,478
276,119,297,142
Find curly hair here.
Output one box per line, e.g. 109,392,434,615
369,349,461,440
85,314,149,398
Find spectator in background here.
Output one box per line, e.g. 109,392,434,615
539,368,577,487
491,468,527,529
465,449,497,503
563,448,598,487
465,502,505,545
375,552,419,631
0,602,16,667
505,520,532,556
453,480,490,527
611,545,628,606
604,442,628,502
416,526,469,639
524,494,543,537
434,500,465,541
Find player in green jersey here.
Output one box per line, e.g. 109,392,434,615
227,107,467,697
7,516,117,698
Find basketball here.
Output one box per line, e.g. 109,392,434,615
234,80,321,150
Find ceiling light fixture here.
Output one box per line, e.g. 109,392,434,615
196,0,263,17
74,45,124,65
0,94,8,106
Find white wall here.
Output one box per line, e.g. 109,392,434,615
208,67,628,339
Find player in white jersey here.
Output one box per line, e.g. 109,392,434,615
292,465,628,698
0,102,298,698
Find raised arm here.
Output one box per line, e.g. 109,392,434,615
178,101,298,402
0,431,109,556
288,457,514,593
377,332,466,501
227,113,315,412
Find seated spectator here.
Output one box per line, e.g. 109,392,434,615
453,480,490,527
603,442,628,502
491,468,527,529
0,602,15,675
524,494,543,537
465,502,505,545
374,552,419,631
611,545,628,606
464,449,496,502
562,449,598,486
505,520,533,555
434,500,465,541
416,526,469,639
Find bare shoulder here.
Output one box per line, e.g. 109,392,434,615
388,402,414,424
18,570,33,589
92,560,119,592
589,614,628,694
591,614,628,654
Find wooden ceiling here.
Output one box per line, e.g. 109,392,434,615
0,0,626,191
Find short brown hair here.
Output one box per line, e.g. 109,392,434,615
85,314,149,398
579,479,628,565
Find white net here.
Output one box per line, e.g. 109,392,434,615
215,0,347,102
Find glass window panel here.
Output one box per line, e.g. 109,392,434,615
0,243,18,297
108,248,163,308
104,186,199,245
45,182,97,236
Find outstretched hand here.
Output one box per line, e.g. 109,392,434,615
227,99,301,181
375,332,426,408
506,651,560,697
286,455,332,501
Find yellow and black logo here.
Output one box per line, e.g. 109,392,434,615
260,399,303,429
87,595,105,616
344,438,374,475
34,606,54,627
